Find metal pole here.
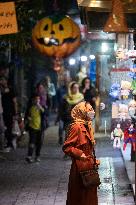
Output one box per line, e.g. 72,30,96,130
95,54,100,132
105,120,107,136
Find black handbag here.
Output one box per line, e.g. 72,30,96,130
80,148,101,188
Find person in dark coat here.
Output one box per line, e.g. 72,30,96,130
0,77,18,152
81,77,97,110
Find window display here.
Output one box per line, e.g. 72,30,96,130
110,34,136,160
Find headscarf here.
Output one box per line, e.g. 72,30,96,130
64,81,84,105
71,101,95,143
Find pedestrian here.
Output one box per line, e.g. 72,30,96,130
63,101,100,205
41,76,56,111
0,77,18,152
61,81,84,128
45,76,56,111
35,82,49,128
59,81,84,144
25,94,45,163
81,77,97,110
55,74,70,145
35,83,48,108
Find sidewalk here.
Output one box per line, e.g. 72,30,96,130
120,143,135,196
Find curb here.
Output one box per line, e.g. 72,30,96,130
120,143,135,198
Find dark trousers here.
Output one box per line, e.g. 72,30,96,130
28,128,43,157
3,114,13,148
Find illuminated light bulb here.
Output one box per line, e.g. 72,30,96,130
80,56,87,62
89,55,95,60
101,42,108,52
69,58,76,65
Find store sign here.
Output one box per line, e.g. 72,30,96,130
0,2,18,35
112,102,130,120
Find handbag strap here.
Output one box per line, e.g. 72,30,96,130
92,146,97,165
84,124,97,166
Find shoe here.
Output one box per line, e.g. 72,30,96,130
35,157,41,162
3,147,11,153
12,138,17,150
25,156,34,163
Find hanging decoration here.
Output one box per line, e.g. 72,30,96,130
123,124,136,151
120,80,131,99
32,14,81,71
130,67,136,73
111,124,124,149
128,99,136,120
103,0,128,33
131,80,136,95
118,103,129,120
109,83,121,100
128,72,136,80
116,48,128,60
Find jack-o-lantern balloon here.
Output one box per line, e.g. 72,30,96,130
32,14,81,59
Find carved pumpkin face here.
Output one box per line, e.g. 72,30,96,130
32,15,81,58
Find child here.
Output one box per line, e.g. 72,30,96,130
25,95,44,163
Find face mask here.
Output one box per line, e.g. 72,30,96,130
86,111,95,120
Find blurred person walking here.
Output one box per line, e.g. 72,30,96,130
41,76,56,112
55,73,71,145
81,77,97,110
58,82,84,145
35,82,49,128
0,77,18,152
25,95,45,163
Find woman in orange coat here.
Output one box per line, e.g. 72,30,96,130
63,101,100,205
